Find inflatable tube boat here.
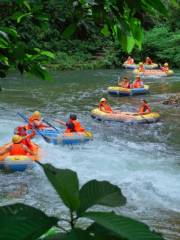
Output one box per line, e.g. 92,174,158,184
47,131,93,145
0,143,40,172
91,108,160,124
107,85,149,96
133,69,174,77
122,63,138,69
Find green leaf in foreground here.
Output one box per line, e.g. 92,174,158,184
0,203,58,240
84,211,165,240
41,164,80,211
79,180,126,214
41,229,94,240
87,223,125,240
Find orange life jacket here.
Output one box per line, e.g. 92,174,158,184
72,120,85,132
99,103,113,113
65,119,85,133
121,82,130,88
27,116,45,130
127,58,134,64
22,137,33,150
161,67,169,72
133,80,143,88
145,59,153,65
139,104,151,114
10,143,27,155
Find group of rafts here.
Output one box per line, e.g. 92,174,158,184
0,56,173,172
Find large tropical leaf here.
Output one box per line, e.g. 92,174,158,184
87,223,125,240
41,164,80,211
0,203,58,240
78,180,126,214
39,50,55,59
0,27,19,38
84,211,165,240
41,229,94,240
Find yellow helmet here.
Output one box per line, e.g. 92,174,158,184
139,62,143,66
100,98,107,102
12,135,22,143
32,111,41,119
164,63,168,66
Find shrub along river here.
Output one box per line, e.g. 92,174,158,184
0,69,180,239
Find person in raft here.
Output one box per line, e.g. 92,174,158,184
138,99,151,115
99,98,113,113
55,114,85,133
16,126,35,150
26,111,48,130
145,57,153,65
138,62,145,72
131,75,144,88
0,135,34,156
118,77,130,88
161,63,169,72
124,56,134,64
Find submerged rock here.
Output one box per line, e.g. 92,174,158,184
163,94,180,106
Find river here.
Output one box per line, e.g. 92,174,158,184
0,69,180,240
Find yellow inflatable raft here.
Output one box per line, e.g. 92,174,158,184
0,143,40,171
144,63,158,69
91,108,160,124
122,63,137,69
133,69,174,77
107,85,149,96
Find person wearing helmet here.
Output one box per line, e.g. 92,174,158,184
55,114,85,133
124,56,134,65
118,77,130,88
161,63,169,72
16,126,35,150
27,111,48,130
138,62,145,72
138,99,151,115
99,98,113,113
145,57,153,65
131,75,144,88
0,135,34,156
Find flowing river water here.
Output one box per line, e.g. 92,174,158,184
0,69,180,239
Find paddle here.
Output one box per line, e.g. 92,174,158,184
17,112,51,143
54,119,66,126
42,119,60,132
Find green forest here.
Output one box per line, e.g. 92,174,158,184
0,0,179,77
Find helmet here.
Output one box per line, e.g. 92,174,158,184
100,98,106,102
32,111,41,119
164,63,168,66
70,114,77,120
12,135,22,143
139,62,143,66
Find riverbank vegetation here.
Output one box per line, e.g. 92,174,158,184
0,0,179,77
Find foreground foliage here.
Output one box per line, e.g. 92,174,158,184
0,163,165,240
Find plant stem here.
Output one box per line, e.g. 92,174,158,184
70,210,74,229
56,224,69,233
